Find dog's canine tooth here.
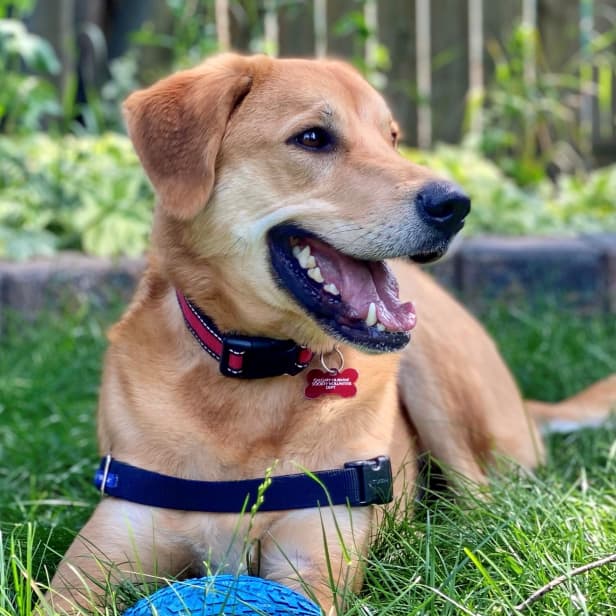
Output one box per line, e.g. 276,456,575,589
297,245,312,268
323,283,340,296
292,245,301,258
366,302,377,327
307,267,324,283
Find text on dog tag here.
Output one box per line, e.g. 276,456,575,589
305,368,358,399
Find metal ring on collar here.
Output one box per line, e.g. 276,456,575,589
320,345,344,374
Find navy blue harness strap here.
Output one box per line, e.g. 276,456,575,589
94,456,393,513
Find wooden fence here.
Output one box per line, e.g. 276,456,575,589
215,0,616,161
25,0,616,161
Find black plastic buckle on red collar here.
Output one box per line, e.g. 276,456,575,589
177,291,314,379
219,335,313,379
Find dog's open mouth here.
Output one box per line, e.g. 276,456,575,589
268,225,416,352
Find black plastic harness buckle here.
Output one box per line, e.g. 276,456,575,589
345,455,393,505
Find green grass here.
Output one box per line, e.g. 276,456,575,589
0,302,614,615
0,306,116,612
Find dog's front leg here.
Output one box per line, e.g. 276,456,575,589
256,507,373,615
44,499,192,614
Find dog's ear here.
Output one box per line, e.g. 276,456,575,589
123,54,254,220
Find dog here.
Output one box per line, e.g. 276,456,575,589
46,53,616,614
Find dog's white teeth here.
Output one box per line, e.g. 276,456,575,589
323,283,340,296
366,302,377,327
307,267,324,283
297,245,312,269
376,322,386,332
292,245,301,258
305,255,317,269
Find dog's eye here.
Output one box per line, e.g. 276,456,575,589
294,128,333,151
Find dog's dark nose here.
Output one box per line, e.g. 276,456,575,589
415,182,471,234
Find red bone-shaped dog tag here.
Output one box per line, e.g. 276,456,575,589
305,368,358,399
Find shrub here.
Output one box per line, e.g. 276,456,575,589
403,144,616,236
1,134,614,261
0,18,61,133
0,133,152,259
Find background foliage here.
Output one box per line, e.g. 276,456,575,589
1,132,615,260
0,134,152,259
0,0,614,260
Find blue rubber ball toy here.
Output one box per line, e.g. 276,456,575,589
123,575,321,615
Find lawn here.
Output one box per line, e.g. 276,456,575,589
0,300,615,615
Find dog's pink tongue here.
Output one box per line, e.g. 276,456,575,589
304,239,416,332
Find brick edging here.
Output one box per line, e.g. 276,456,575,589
429,233,616,314
1,234,614,331
0,254,145,331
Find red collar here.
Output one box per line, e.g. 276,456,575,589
176,291,314,379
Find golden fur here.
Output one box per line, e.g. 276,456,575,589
46,54,616,614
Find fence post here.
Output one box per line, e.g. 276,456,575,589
326,0,357,58
379,0,416,145
279,0,315,58
468,0,484,134
426,0,469,145
364,0,378,71
314,0,327,57
216,0,231,51
263,0,279,56
415,0,431,148
579,0,594,157
229,1,256,52
538,0,580,69
522,0,537,85
28,0,76,101
592,0,616,164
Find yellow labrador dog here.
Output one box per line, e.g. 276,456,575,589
47,54,616,613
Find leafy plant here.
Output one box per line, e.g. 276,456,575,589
0,18,61,133
403,143,616,236
548,165,616,232
1,132,615,262
75,52,142,135
0,0,34,20
132,0,219,80
469,23,616,186
0,133,153,259
333,3,390,89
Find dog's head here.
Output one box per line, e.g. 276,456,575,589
124,54,469,354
